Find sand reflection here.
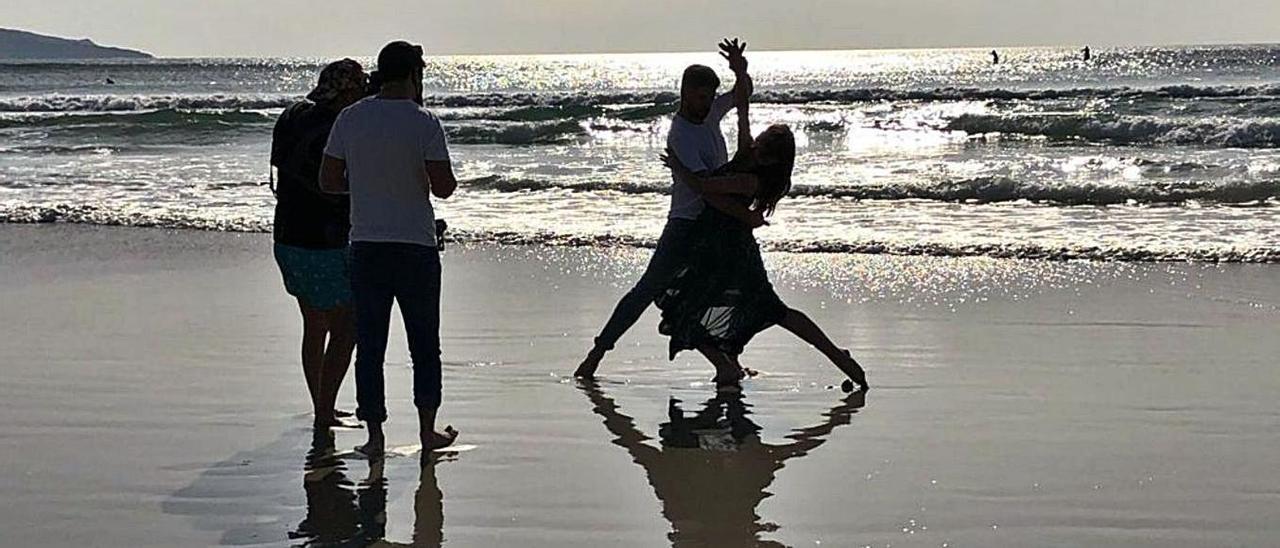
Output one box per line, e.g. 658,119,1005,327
580,383,865,547
292,431,447,547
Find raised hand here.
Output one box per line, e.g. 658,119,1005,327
719,38,748,74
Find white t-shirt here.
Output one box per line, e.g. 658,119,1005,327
666,93,734,220
324,97,451,247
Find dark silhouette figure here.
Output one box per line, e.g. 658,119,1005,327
290,431,450,547
579,383,866,547
1082,46,1092,62
991,50,1000,65
378,463,447,548
289,430,390,546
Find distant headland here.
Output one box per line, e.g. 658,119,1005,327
0,28,153,60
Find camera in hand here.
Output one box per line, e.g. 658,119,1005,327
435,219,448,250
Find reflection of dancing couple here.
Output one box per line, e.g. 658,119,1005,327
580,382,866,546
576,39,867,392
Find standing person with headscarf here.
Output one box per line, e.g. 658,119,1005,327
271,59,368,429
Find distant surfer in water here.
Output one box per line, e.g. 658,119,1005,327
1082,46,1092,62
991,50,1000,65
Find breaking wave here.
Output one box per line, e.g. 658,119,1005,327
948,114,1280,148
463,175,1280,205
5,83,1280,113
3,202,1278,263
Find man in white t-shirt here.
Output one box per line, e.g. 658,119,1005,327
319,41,459,458
575,52,755,378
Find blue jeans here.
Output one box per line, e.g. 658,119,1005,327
593,219,697,351
350,242,442,424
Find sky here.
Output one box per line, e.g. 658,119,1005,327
3,0,1279,58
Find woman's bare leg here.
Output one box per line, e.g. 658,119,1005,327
777,308,868,389
298,301,330,424
317,305,356,426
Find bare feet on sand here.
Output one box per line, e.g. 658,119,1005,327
422,426,460,452
574,347,606,379
356,440,384,461
356,427,385,461
839,349,868,392
314,415,363,430
712,367,746,392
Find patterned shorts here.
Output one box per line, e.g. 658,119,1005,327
273,243,351,310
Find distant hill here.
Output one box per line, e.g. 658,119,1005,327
0,28,153,60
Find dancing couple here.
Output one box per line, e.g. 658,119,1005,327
576,39,868,392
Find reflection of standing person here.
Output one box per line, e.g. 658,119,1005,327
271,59,367,429
376,464,446,548
294,430,448,547
579,383,865,546
291,430,388,546
320,41,460,459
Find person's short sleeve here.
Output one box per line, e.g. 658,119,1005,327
270,104,301,167
668,125,709,173
270,117,289,167
707,92,735,124
322,111,348,160
421,113,450,162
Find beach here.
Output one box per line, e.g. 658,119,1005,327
2,223,1279,547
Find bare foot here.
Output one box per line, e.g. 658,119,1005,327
315,412,364,430
840,349,868,391
356,431,385,461
422,425,459,452
574,347,606,379
712,367,745,393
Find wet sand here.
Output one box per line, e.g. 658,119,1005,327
2,223,1279,547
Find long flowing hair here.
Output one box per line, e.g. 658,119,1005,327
752,125,795,216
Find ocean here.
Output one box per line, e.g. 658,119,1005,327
2,44,1279,262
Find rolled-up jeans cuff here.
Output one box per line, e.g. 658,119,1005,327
356,407,387,424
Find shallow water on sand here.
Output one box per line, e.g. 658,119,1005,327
2,225,1280,547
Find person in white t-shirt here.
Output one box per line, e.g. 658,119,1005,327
319,41,459,459
575,41,761,379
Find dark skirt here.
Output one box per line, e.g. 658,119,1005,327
655,209,788,359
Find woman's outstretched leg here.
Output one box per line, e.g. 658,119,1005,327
777,308,868,390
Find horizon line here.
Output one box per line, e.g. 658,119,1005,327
67,39,1280,61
